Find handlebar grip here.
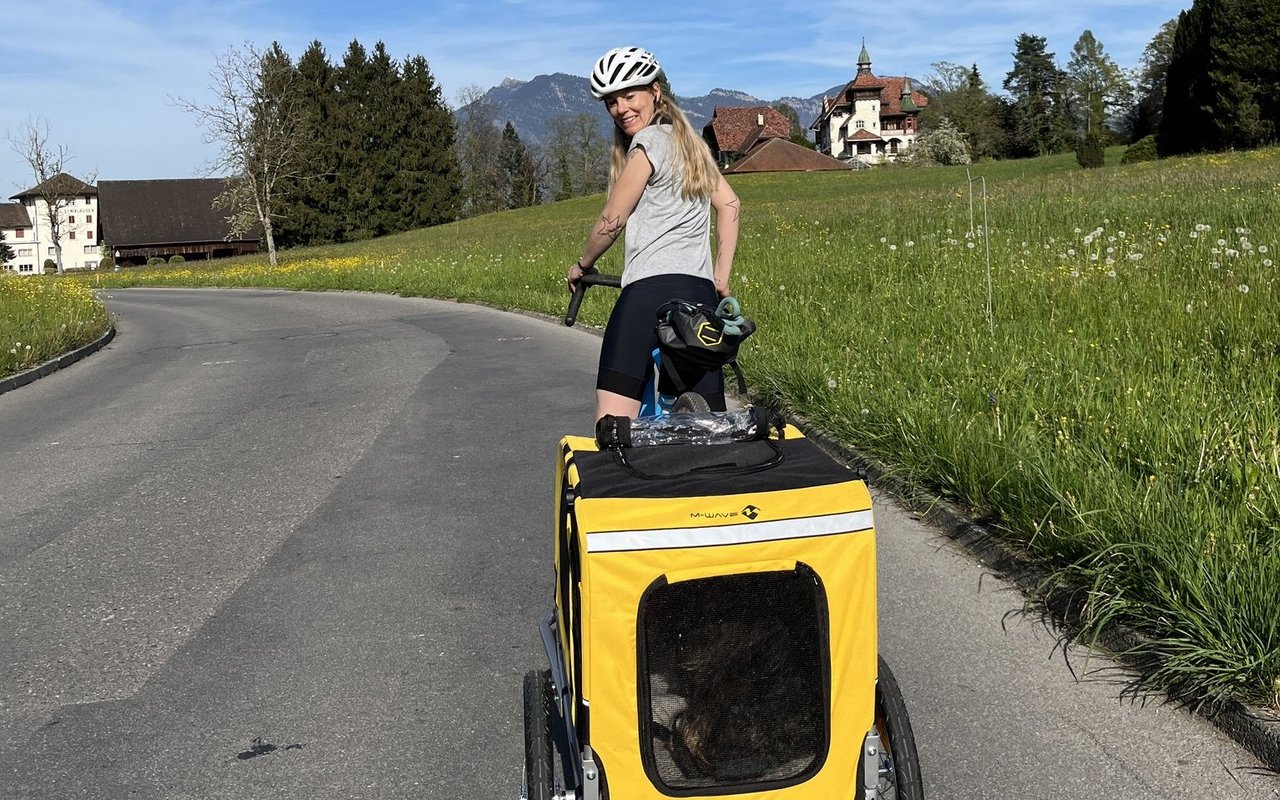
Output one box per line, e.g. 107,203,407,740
564,272,623,327
565,285,588,327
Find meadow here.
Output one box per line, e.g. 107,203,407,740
49,145,1280,711
0,276,112,379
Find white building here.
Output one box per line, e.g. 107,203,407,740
811,43,929,166
4,173,100,273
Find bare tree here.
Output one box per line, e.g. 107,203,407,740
175,41,310,266
454,85,506,217
9,119,96,274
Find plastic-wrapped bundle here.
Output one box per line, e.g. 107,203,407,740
596,407,784,449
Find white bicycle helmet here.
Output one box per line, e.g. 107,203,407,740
590,46,661,99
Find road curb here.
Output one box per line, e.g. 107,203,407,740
0,324,117,397
777,408,1280,774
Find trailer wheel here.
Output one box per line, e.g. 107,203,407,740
523,669,554,800
856,656,925,799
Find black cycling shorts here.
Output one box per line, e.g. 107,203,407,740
596,273,726,410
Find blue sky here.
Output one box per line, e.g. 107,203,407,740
2,0,1189,192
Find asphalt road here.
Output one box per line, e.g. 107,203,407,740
0,288,1275,799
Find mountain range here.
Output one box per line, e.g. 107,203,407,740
459,72,845,146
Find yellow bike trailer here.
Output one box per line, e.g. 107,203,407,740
523,416,922,800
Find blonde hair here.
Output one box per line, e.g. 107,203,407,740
609,81,720,201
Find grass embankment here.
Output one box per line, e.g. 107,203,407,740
83,146,1279,711
0,276,112,379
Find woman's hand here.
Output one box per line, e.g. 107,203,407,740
713,272,731,297
567,261,587,293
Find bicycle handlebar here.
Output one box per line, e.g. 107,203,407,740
564,271,623,327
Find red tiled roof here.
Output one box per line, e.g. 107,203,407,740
814,74,929,125
847,128,883,142
724,139,852,173
703,106,791,155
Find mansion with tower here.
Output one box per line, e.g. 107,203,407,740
812,43,929,166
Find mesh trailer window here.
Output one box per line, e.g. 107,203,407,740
638,564,830,794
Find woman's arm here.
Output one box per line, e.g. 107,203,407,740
710,175,741,297
567,148,653,290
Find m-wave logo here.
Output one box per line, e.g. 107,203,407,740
689,505,762,521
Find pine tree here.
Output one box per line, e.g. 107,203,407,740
0,230,13,266
399,55,462,228
1160,0,1280,155
1003,34,1064,157
333,40,374,239
276,40,340,248
1128,19,1178,141
499,122,539,209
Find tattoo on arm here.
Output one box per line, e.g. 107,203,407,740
597,213,624,239
726,198,741,223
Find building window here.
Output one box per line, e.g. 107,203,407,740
69,231,76,240
86,214,93,224
84,245,97,254
18,248,32,256
48,247,56,256
84,195,92,204
19,264,34,273
87,231,94,240
14,229,22,238
69,215,76,223
856,120,865,129
85,261,97,270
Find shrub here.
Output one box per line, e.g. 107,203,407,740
43,259,57,274
1122,135,1159,164
1076,133,1106,169
146,257,165,266
169,255,185,264
99,256,115,270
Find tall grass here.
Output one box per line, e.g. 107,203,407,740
82,146,1280,709
0,275,112,378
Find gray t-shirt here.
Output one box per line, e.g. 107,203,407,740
622,124,713,287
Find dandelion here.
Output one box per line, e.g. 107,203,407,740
889,244,897,251
827,377,838,389
1117,231,1126,239
1128,253,1143,262
879,237,887,244
1259,245,1269,254
966,241,975,249
1239,284,1250,294
905,240,914,247
1265,259,1274,268
1217,238,1227,247
1107,270,1117,278
1067,248,1076,257
1186,303,1194,313
1070,270,1081,278
1190,231,1199,239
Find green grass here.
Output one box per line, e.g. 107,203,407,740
0,276,112,378
70,144,1280,710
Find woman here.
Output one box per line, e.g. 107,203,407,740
567,46,741,421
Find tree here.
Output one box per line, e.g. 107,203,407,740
1128,19,1178,141
1004,34,1068,157
920,62,1006,159
499,122,540,209
275,40,340,248
176,41,311,266
0,229,13,266
773,103,815,149
1160,0,1280,156
396,54,462,227
455,86,506,216
545,113,609,200
905,116,971,166
8,119,96,274
1066,30,1129,139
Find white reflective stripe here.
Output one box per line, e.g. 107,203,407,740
586,509,874,553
